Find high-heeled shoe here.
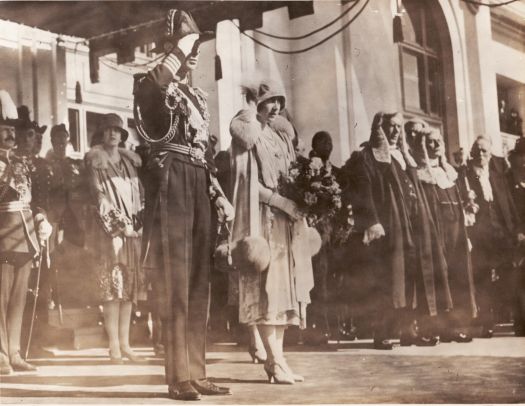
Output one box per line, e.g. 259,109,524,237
248,346,267,364
109,350,123,364
121,347,146,363
263,361,294,384
280,360,304,382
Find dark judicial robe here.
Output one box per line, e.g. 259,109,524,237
417,165,477,322
344,145,450,318
461,157,522,328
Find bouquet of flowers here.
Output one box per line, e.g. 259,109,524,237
332,203,356,246
279,156,343,228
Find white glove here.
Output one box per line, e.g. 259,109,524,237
112,236,123,254
216,196,235,223
35,214,53,242
269,193,302,221
177,34,199,57
363,223,385,245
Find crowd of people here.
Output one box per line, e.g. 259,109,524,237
0,7,524,402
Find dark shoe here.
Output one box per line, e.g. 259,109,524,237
440,332,472,343
191,379,232,395
400,333,438,347
10,353,37,372
479,326,494,338
373,339,393,350
168,381,201,401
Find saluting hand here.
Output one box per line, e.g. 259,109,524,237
178,34,200,57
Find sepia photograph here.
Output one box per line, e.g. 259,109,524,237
0,0,524,404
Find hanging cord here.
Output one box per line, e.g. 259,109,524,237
241,0,360,40
234,0,369,55
460,0,520,7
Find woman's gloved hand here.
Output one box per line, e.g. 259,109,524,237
269,193,303,221
363,223,385,245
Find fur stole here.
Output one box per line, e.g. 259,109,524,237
230,109,295,151
85,145,141,170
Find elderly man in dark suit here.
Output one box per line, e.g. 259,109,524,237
507,138,525,336
464,135,524,337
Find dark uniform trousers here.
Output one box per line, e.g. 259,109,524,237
147,154,211,385
0,255,32,365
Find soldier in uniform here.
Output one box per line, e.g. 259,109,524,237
134,9,234,401
13,106,55,353
0,91,52,375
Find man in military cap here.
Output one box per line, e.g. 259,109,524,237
134,9,234,401
0,91,52,375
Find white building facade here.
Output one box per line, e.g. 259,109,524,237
0,0,523,164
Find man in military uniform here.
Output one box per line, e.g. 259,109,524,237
0,92,52,375
134,9,234,401
14,106,56,353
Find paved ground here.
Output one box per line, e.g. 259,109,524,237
1,335,524,404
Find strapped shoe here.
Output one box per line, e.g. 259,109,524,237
191,379,232,395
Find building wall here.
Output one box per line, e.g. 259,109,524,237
0,20,67,155
1,0,523,162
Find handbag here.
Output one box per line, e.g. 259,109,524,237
97,207,132,238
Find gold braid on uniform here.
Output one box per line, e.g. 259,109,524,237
134,81,185,144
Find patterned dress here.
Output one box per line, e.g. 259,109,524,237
85,146,146,304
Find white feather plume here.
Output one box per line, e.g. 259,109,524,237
0,90,18,120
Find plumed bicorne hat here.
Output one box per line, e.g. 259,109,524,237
16,105,47,134
152,9,214,54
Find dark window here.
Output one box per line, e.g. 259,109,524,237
86,111,106,147
400,0,443,119
67,108,80,152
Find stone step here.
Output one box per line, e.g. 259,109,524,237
72,325,108,350
48,307,102,329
